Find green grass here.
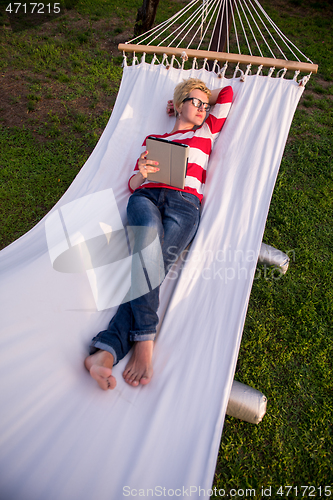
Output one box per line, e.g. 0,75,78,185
0,0,332,495
0,126,88,243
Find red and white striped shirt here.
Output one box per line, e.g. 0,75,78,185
128,85,233,202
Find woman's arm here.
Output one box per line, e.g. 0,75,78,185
129,171,146,191
204,85,233,136
208,87,223,106
129,150,160,191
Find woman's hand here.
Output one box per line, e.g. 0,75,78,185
167,100,174,116
129,150,160,191
138,150,159,179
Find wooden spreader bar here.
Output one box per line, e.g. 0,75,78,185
118,44,318,74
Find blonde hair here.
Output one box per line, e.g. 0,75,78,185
173,78,211,115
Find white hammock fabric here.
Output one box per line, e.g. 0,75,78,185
0,61,303,499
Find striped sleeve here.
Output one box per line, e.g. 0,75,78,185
205,85,233,136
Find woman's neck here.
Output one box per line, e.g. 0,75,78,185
170,116,194,134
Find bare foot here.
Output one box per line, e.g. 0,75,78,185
123,340,154,387
84,350,117,390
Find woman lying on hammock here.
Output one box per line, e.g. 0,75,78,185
84,78,233,390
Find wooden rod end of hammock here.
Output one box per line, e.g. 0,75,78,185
118,44,318,74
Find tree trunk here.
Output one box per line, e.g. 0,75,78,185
134,0,160,37
210,0,235,53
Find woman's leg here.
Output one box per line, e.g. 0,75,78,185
126,189,201,339
161,190,201,272
123,189,200,386
86,189,164,388
126,189,165,341
121,189,164,386
86,188,200,388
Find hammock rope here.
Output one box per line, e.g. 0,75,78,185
234,0,252,56
120,0,317,77
189,0,221,50
247,0,287,60
252,0,312,63
242,0,265,57
207,0,224,52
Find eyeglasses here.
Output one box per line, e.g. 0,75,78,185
182,97,211,112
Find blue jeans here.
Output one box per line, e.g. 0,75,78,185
89,188,201,364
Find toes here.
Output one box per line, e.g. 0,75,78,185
123,370,151,387
107,376,117,390
122,367,133,381
124,373,140,386
90,366,116,390
123,369,141,386
140,376,151,385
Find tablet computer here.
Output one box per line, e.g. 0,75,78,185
146,136,189,189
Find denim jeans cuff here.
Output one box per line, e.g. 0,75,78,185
89,341,118,365
130,330,156,342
